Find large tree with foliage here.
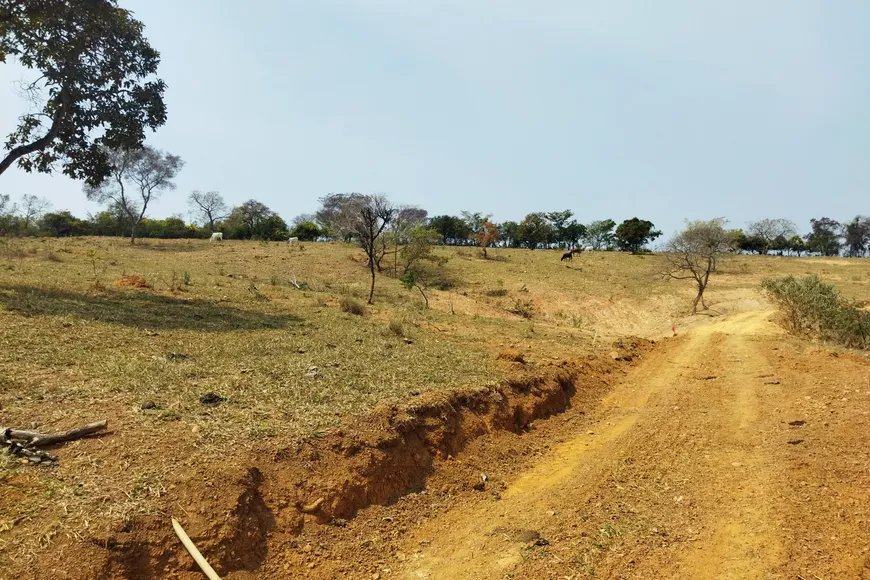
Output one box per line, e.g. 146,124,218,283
0,0,167,186
84,146,183,243
517,213,554,249
614,218,662,253
500,220,520,248
583,219,616,250
429,215,470,246
805,218,842,256
289,221,322,241
544,210,586,248
843,216,870,258
224,199,287,240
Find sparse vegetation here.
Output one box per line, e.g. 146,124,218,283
762,275,870,349
340,296,368,316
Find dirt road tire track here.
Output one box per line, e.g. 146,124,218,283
395,311,870,579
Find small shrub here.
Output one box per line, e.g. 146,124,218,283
486,288,509,297
340,297,367,316
762,275,870,349
388,319,405,337
510,298,535,319
183,271,192,285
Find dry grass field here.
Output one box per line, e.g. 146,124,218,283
1,237,869,578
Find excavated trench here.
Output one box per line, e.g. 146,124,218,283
85,340,651,579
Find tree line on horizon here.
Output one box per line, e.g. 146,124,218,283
0,189,868,258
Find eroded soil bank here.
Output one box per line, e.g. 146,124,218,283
24,339,651,579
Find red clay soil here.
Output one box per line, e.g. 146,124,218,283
20,339,648,579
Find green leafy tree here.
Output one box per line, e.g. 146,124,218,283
40,210,79,236
289,221,322,241
787,235,806,256
429,215,470,245
517,213,554,249
500,220,520,248
224,199,286,240
0,0,167,186
843,216,870,258
583,219,616,250
614,218,662,253
805,218,841,256
770,235,789,255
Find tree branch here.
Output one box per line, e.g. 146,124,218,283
0,86,69,177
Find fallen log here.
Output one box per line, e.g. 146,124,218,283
1,420,109,463
1,420,108,448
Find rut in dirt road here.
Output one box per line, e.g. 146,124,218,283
396,310,870,579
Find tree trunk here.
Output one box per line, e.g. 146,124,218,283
368,261,376,304
130,221,138,244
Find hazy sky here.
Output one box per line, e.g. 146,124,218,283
0,0,867,236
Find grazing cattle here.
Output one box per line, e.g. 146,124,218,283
287,237,299,245
210,232,223,242
561,247,584,261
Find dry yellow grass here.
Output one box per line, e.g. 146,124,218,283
0,236,869,569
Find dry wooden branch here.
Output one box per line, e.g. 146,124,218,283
172,518,222,580
1,420,108,464
2,420,108,447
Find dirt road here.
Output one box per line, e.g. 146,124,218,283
377,310,870,579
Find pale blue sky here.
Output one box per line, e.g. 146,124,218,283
1,0,867,236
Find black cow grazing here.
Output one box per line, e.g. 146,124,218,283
561,247,584,261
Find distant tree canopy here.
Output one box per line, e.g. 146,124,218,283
289,221,322,241
746,219,797,254
614,218,662,253
223,199,288,240
429,214,471,245
0,0,167,186
805,217,842,257
1,185,867,264
517,213,554,249
584,219,616,250
843,216,870,258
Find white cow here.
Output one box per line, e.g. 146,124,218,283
210,232,223,242
287,237,299,245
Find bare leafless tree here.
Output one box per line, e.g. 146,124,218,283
661,218,733,314
354,194,395,304
0,193,16,216
84,146,184,243
17,194,51,230
188,190,228,233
